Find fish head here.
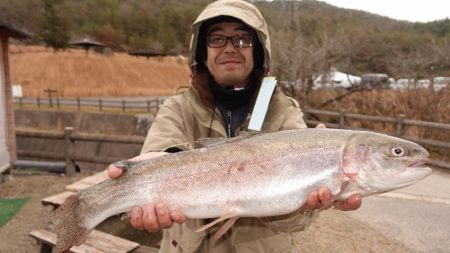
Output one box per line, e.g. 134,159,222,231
342,132,432,194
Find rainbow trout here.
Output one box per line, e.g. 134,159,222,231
50,128,432,252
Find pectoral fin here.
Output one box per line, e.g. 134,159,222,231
213,217,239,240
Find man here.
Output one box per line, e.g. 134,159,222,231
109,0,361,252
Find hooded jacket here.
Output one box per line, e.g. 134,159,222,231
140,1,317,252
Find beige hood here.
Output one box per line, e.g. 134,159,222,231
189,0,271,72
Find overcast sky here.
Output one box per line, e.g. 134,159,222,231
318,0,449,23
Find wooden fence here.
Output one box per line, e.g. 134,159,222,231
13,104,450,174
303,108,450,169
15,127,146,176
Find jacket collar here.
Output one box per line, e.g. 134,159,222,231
190,69,264,111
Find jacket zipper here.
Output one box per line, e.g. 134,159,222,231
227,110,232,137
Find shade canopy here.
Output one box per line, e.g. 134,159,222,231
69,38,105,53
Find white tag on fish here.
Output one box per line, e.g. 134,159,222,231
248,77,277,131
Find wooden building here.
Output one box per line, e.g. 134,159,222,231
0,22,29,176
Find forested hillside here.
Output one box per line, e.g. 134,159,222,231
2,0,449,97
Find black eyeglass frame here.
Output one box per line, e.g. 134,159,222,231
206,34,254,48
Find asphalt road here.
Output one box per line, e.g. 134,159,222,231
344,167,450,253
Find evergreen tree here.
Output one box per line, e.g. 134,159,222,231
38,0,70,51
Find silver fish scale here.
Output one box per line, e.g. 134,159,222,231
80,129,353,224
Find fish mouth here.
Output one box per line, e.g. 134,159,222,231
406,158,430,168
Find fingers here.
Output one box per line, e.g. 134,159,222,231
302,187,332,211
170,211,187,224
334,193,362,211
302,188,362,212
302,190,319,211
130,207,145,230
155,203,173,229
108,152,169,179
315,123,327,128
130,203,186,233
142,203,160,232
107,164,124,179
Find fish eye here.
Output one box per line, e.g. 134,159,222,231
390,146,405,156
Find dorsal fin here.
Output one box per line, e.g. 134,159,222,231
195,131,257,148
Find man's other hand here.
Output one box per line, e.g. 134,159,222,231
301,187,362,211
107,152,187,232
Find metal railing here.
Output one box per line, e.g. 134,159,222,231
303,108,450,169
14,97,164,112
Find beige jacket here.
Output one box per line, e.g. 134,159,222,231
140,1,318,252
141,88,317,253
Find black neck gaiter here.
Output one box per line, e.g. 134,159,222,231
209,74,257,110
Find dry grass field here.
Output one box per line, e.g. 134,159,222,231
9,45,191,97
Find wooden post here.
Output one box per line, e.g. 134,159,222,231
339,110,346,129
396,115,405,137
0,35,15,178
77,97,80,110
39,243,53,253
43,88,56,107
37,97,41,108
122,100,125,112
147,100,151,112
64,127,76,176
56,97,60,108
99,99,102,111
1,23,29,179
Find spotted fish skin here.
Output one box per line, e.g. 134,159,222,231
50,128,432,252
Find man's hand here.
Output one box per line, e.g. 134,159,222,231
108,152,169,178
301,187,362,211
107,152,187,232
302,124,362,211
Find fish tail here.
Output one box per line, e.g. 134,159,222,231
49,194,90,253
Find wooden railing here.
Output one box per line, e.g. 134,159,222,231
303,108,450,169
15,127,146,176
13,106,450,174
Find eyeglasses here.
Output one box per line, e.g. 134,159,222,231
207,34,253,48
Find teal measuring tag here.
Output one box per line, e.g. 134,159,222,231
248,77,277,131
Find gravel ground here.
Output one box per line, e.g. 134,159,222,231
0,172,411,253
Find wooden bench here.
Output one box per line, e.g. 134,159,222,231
65,170,108,191
35,170,160,253
42,191,75,209
30,228,140,253
42,170,109,209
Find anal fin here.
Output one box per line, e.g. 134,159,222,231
195,212,238,233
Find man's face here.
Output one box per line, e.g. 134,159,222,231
206,22,254,88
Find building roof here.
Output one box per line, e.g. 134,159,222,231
0,21,30,40
69,38,105,47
